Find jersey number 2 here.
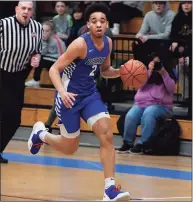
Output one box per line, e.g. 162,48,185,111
89,65,97,76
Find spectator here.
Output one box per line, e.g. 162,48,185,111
170,1,192,54
117,52,176,154
109,1,144,35
169,1,192,99
67,4,85,46
53,1,73,43
25,21,66,87
133,1,175,66
45,105,57,133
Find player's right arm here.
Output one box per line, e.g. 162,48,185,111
49,37,86,108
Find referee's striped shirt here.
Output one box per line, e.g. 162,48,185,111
0,16,43,72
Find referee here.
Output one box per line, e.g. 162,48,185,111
0,1,43,163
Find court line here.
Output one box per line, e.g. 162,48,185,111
1,194,79,201
2,194,191,202
3,152,192,181
1,194,48,201
137,196,192,200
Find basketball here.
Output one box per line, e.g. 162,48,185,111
120,59,148,89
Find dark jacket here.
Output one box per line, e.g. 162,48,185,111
170,3,192,45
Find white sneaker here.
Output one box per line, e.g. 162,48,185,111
28,121,47,155
25,79,40,87
103,185,130,201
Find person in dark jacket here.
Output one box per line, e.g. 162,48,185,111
169,1,192,101
170,1,192,57
66,4,85,46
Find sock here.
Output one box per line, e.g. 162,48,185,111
39,131,48,143
105,177,115,189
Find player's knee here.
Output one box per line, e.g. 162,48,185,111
99,125,113,146
60,136,79,155
62,146,78,155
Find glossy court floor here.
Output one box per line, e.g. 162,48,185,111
1,140,192,201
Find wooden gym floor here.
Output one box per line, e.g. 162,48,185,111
1,140,192,201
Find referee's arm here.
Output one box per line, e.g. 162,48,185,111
0,20,3,42
31,26,43,68
37,26,43,54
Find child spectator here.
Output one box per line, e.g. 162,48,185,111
53,1,73,43
25,21,66,87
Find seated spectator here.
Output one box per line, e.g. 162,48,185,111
117,52,176,154
109,1,144,35
53,1,73,43
133,1,175,66
45,105,57,133
170,1,192,55
25,21,66,87
67,4,85,45
169,1,192,99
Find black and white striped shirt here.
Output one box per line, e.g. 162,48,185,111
0,16,43,72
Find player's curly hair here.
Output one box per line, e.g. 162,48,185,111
84,2,110,22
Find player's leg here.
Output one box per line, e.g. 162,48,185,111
28,103,81,155
45,124,80,155
92,117,115,178
81,98,130,201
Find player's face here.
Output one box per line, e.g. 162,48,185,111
87,12,108,38
43,25,52,41
153,2,165,14
55,2,67,15
15,2,33,25
182,2,192,14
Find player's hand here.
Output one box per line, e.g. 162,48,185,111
60,91,78,109
148,61,154,72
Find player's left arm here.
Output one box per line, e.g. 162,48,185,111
100,37,121,79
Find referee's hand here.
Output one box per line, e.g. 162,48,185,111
31,54,41,68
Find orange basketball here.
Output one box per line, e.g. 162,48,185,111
120,59,148,89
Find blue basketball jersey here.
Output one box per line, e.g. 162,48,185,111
60,33,109,97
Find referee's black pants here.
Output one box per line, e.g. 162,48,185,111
33,58,54,82
0,67,31,153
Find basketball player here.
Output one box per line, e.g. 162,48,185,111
28,3,130,201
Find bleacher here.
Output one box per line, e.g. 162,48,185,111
22,1,192,145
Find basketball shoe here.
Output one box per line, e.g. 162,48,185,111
103,185,130,201
28,121,48,155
